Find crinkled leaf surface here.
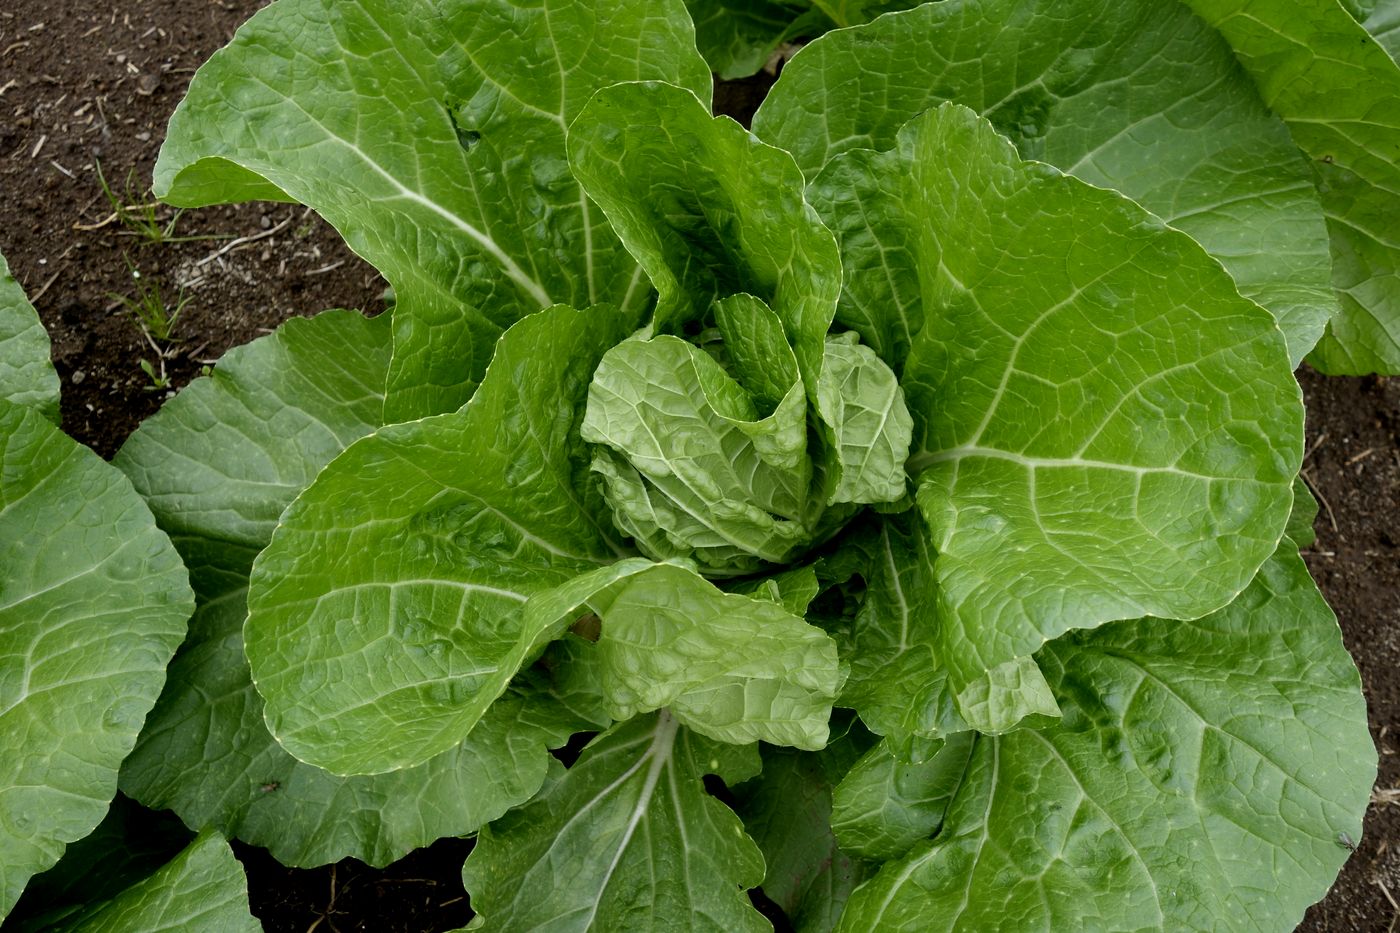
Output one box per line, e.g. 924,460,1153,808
154,0,710,419
0,400,192,918
732,723,875,933
567,81,838,392
1181,0,1400,374
820,512,962,744
755,0,1336,365
588,562,840,750
584,335,814,572
56,830,258,933
830,733,974,863
462,711,768,932
122,592,583,867
826,105,1301,733
112,310,588,867
839,545,1374,932
245,305,632,775
816,333,911,505
0,252,58,422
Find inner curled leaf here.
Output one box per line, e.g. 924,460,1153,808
582,293,911,576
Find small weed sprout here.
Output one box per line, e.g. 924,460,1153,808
93,161,233,246
110,260,190,391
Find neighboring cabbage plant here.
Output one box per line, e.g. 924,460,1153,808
0,0,1388,930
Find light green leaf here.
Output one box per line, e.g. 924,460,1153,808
727,563,821,617
816,333,911,505
839,544,1374,932
462,711,768,932
121,587,586,868
154,0,710,420
567,81,839,394
588,562,841,750
244,305,633,775
0,401,192,918
1180,0,1400,374
755,0,1337,366
584,335,814,573
714,293,801,414
732,721,875,933
832,104,1301,734
118,309,565,867
0,251,59,421
821,513,954,743
1366,0,1400,58
830,734,973,862
55,830,259,933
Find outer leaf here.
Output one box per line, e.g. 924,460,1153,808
755,0,1337,366
833,105,1301,733
122,590,585,868
154,0,711,419
4,795,189,933
839,545,1374,932
56,830,259,933
830,734,974,862
462,711,768,932
588,562,841,750
0,251,58,421
733,723,875,933
245,305,632,775
567,81,839,395
117,310,568,867
0,401,192,918
1181,0,1400,373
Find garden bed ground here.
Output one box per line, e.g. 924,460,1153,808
1,1,1396,930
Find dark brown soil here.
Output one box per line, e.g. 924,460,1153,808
1298,368,1400,933
0,0,382,459
2,2,1397,931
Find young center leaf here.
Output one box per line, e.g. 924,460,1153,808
755,0,1337,366
818,104,1301,734
567,81,911,579
839,544,1374,933
154,0,711,419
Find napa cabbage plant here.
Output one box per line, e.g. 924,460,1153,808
1,0,1390,929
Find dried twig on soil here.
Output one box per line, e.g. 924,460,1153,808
1376,878,1400,933
1373,787,1400,807
194,216,292,268
1300,468,1340,535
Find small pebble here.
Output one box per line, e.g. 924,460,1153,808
71,370,85,384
